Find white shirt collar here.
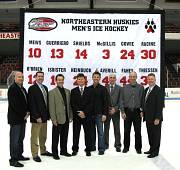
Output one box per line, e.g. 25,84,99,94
149,85,155,91
79,86,85,90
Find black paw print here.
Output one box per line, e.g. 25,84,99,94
145,19,156,33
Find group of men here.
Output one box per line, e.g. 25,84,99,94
7,70,164,167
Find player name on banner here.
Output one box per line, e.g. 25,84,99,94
22,10,164,90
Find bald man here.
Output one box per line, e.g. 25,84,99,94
8,71,30,167
120,71,144,154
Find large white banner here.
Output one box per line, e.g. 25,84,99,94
23,11,162,90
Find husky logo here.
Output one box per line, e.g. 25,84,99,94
28,17,57,31
145,19,156,33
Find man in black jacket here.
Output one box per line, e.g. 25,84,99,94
143,73,164,158
8,71,30,167
89,71,109,155
71,73,93,156
28,71,52,162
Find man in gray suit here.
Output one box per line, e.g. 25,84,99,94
49,74,73,160
104,74,121,152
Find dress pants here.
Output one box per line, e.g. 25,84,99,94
52,121,69,156
72,117,92,152
146,121,162,155
10,123,26,161
31,122,47,157
104,112,121,149
123,108,142,150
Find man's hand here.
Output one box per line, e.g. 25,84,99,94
121,112,126,120
109,107,116,115
52,120,58,126
78,111,85,119
140,112,144,118
37,118,42,123
154,119,160,125
24,112,30,120
102,115,106,122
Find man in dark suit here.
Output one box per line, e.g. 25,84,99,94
143,73,164,158
49,74,72,160
71,73,93,156
28,71,52,162
104,74,121,152
8,71,30,167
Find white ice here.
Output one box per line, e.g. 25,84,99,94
0,100,180,170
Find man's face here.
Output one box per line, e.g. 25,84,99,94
109,75,116,85
147,75,156,87
77,76,85,87
36,73,44,84
129,72,137,84
56,76,64,87
15,72,24,86
92,74,101,85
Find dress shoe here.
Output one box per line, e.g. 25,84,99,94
10,161,24,167
116,148,121,152
147,153,158,158
53,155,60,160
41,151,53,156
72,151,78,156
136,150,142,154
98,151,104,155
33,156,41,162
144,150,151,154
86,152,91,156
60,152,71,157
18,156,30,161
122,148,129,153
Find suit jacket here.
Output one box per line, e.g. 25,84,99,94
71,86,93,120
28,83,50,123
49,87,73,124
8,83,28,125
143,85,164,122
106,84,121,113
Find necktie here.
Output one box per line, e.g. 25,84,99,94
110,85,114,93
80,87,83,96
145,88,151,103
40,84,47,106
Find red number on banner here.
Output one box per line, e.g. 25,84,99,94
120,76,129,85
140,76,148,86
141,49,156,59
120,50,135,59
102,49,110,59
73,76,88,86
50,49,64,58
50,75,56,85
28,48,41,58
28,74,36,84
102,76,109,85
75,49,87,59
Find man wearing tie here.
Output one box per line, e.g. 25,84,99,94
49,74,72,160
28,71,52,162
143,73,164,158
71,73,93,156
8,71,30,167
104,74,121,152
